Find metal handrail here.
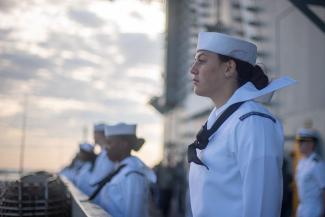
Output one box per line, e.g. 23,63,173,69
60,176,111,217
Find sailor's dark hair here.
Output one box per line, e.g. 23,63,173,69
218,54,269,90
109,135,145,152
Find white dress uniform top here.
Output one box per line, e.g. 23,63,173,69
60,159,84,183
75,159,96,196
78,150,115,193
189,78,294,217
60,143,94,184
296,152,325,217
97,155,156,217
92,150,115,185
76,123,115,196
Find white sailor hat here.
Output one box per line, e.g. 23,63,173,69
105,123,145,151
296,128,319,141
105,123,136,137
197,32,257,65
79,143,94,153
94,123,106,132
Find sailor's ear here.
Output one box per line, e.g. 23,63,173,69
224,59,236,78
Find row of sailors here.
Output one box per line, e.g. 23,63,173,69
60,122,156,217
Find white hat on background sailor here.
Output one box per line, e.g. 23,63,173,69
296,128,319,142
105,123,145,151
94,123,106,132
79,143,94,153
93,123,108,147
105,123,136,136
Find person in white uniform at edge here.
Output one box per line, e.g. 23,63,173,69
76,123,115,196
188,32,296,217
60,142,96,184
295,128,325,217
95,123,157,217
73,142,97,183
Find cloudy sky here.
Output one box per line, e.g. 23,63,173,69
0,0,165,171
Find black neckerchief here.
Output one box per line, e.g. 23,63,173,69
187,101,245,169
87,164,126,201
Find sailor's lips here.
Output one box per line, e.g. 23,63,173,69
192,79,199,85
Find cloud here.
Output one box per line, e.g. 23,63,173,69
93,33,115,46
0,97,22,118
0,0,164,170
68,8,105,28
0,28,12,40
116,33,162,67
129,10,143,20
0,0,18,13
35,96,106,113
31,78,98,100
62,57,99,71
0,52,54,76
0,51,56,96
40,32,94,53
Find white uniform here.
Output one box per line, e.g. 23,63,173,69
75,161,96,196
97,156,156,217
296,152,325,217
76,150,115,196
189,78,294,217
60,159,84,184
89,150,115,185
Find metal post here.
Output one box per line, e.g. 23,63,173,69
82,126,88,142
19,94,28,177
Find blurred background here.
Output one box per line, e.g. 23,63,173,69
0,0,324,217
0,0,164,171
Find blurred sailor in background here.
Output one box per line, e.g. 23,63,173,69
60,142,96,184
93,123,156,217
76,123,115,196
296,128,325,217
